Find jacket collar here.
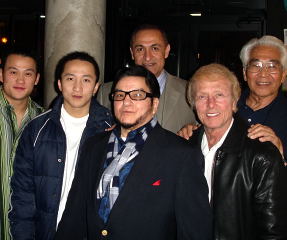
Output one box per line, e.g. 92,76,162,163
190,115,247,154
49,95,113,129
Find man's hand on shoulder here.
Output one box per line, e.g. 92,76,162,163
247,123,284,160
177,123,200,140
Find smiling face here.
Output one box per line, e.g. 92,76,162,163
1,54,39,106
113,76,159,137
244,45,287,103
130,29,170,77
58,59,99,117
194,74,236,138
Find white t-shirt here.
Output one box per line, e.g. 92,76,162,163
201,118,234,201
56,105,89,227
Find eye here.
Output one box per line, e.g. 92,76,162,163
25,72,33,77
196,95,207,101
83,78,91,83
9,70,17,75
215,93,224,98
135,47,143,53
152,46,160,51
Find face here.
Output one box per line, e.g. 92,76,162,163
244,45,287,101
58,59,99,117
130,29,170,77
113,76,159,136
1,54,39,104
194,74,236,136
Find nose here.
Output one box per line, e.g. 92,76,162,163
122,93,133,106
16,72,24,84
144,49,152,61
73,80,82,91
207,96,216,108
258,65,269,77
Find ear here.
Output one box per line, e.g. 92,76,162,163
93,82,100,96
34,73,40,85
152,98,160,115
164,44,171,59
57,79,62,92
130,47,135,60
242,68,247,82
281,69,287,84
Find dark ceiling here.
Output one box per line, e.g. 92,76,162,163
0,0,267,16
0,0,45,14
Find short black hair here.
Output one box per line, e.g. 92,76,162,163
1,48,39,73
130,24,169,47
111,65,160,99
55,51,100,83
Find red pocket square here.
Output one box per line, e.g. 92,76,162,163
152,180,161,186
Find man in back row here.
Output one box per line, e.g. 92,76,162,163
9,51,113,240
0,49,44,240
97,24,196,133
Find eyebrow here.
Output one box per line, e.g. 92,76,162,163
7,66,36,72
134,43,161,48
62,73,93,78
249,59,281,64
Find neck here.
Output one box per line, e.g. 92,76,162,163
246,92,278,111
121,128,130,138
204,126,229,149
62,104,89,118
5,95,29,128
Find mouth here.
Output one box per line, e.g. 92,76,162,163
13,86,25,91
72,95,82,99
206,112,220,117
256,81,271,86
143,63,156,67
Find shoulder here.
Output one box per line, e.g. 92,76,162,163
166,72,187,88
149,125,193,153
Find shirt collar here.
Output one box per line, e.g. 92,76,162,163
201,118,234,156
157,70,167,94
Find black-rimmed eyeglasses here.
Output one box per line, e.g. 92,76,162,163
246,60,282,74
109,89,153,101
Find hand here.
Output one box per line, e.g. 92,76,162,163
177,123,200,140
247,124,284,157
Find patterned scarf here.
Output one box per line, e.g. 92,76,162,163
97,118,157,212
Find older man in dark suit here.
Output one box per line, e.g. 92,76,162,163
56,65,211,240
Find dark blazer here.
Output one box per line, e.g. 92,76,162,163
96,71,196,133
56,124,212,240
189,116,287,240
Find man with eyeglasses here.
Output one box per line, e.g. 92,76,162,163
237,35,287,160
55,65,211,240
178,35,287,161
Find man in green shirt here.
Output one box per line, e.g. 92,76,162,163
0,50,44,240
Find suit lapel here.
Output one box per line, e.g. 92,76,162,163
157,73,182,127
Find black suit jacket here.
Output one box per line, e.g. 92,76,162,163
56,124,211,240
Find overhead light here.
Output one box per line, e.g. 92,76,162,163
190,13,201,16
40,15,46,19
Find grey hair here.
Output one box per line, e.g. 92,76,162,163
187,63,241,111
239,35,287,70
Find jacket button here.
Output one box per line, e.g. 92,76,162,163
57,158,62,163
101,229,108,236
